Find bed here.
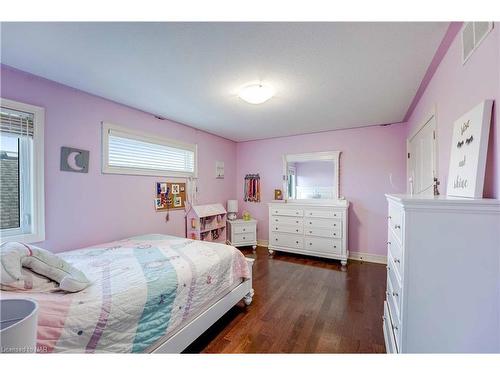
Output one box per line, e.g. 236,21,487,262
1,234,254,353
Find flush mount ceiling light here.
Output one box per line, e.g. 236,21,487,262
238,83,274,104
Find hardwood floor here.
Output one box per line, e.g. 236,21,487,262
184,247,387,353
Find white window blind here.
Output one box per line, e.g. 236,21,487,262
1,107,34,137
103,123,197,177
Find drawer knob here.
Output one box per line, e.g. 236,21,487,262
243,228,246,231
309,242,312,246
392,291,399,297
392,323,398,331
334,245,337,248
387,215,392,220
296,221,299,224
296,241,299,244
394,258,401,263
309,222,312,224
386,266,390,271
296,212,299,215
309,230,312,234
394,224,401,229
296,229,299,232
387,241,391,245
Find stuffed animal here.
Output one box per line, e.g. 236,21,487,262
1,242,90,292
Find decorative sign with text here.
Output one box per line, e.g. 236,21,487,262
447,100,493,198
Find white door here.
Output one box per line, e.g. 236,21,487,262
408,114,437,195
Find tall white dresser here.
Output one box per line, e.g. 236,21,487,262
268,201,349,265
383,194,500,353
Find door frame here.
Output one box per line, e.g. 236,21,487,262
406,106,438,194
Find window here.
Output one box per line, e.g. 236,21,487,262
0,98,45,243
102,122,197,177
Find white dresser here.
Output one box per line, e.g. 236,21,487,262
268,201,349,265
227,219,257,251
383,194,500,353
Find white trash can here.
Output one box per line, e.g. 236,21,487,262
0,299,39,353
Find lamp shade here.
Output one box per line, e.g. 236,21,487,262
227,200,238,213
0,299,38,353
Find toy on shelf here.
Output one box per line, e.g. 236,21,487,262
186,203,227,243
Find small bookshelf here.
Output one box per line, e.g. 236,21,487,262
186,203,227,243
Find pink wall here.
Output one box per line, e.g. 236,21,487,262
236,124,407,256
0,65,237,252
406,25,500,198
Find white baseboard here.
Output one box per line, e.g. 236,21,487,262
348,251,387,265
257,240,386,265
257,239,269,247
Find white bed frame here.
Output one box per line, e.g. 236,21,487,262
149,257,255,353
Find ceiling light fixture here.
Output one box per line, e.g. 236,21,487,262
238,83,274,104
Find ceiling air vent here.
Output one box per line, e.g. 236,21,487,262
462,22,494,64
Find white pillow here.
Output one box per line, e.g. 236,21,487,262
0,242,90,292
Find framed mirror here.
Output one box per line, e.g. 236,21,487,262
282,151,340,201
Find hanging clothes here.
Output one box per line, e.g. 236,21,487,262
244,174,260,202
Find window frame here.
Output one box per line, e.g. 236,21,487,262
0,97,45,243
101,122,198,178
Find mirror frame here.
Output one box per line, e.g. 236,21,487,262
282,151,341,202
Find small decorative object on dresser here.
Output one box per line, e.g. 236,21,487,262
274,189,283,200
268,201,349,264
227,219,257,252
446,100,493,198
186,203,227,243
383,194,500,353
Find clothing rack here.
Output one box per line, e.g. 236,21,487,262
244,174,261,202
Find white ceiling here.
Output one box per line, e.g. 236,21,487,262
0,22,448,141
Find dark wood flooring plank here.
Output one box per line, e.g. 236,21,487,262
184,247,386,353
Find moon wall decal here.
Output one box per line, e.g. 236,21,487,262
60,147,89,173
67,151,84,171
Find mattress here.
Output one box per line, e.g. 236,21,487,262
1,234,250,353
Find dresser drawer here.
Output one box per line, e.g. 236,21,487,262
233,224,255,234
304,209,343,219
387,255,402,292
388,202,403,243
304,236,342,254
271,207,304,217
232,232,256,243
271,233,303,249
387,268,402,327
304,227,341,238
388,233,403,280
383,301,398,353
271,224,303,235
271,216,303,226
304,217,342,230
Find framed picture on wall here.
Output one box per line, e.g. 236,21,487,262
446,100,493,198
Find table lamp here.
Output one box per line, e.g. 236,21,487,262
227,200,238,220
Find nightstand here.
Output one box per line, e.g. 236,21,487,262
227,219,257,251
